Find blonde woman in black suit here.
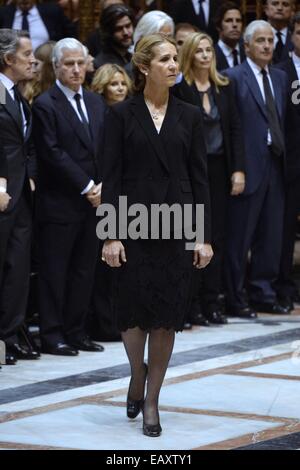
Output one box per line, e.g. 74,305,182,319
173,32,246,324
101,34,213,437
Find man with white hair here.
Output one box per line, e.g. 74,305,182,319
33,38,106,355
224,20,289,318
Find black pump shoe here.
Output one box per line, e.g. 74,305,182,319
127,363,148,419
143,421,162,437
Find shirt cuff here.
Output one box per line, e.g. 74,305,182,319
0,186,6,193
81,180,94,195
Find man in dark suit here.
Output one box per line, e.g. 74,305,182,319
0,0,77,50
224,20,289,317
33,38,106,356
169,0,219,42
0,28,38,365
264,0,295,63
275,12,300,310
214,1,246,71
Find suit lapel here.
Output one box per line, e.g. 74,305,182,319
83,90,103,157
1,89,23,137
244,61,268,121
160,94,184,143
130,94,170,173
50,85,93,154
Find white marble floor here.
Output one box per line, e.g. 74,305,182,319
1,314,300,450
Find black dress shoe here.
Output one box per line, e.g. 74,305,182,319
143,421,162,437
278,296,294,312
5,352,17,365
226,306,257,319
7,344,40,360
189,313,210,326
70,337,104,352
127,363,148,419
205,310,228,325
42,342,78,356
251,302,290,315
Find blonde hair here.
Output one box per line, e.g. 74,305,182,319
180,32,229,90
91,63,132,97
21,40,56,104
132,33,177,93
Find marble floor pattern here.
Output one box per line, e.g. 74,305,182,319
1,312,300,450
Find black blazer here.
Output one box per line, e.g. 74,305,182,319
172,77,245,178
0,137,8,179
273,31,294,64
276,58,300,182
0,3,77,41
169,0,218,41
215,42,246,72
0,87,36,212
32,84,107,223
101,93,211,243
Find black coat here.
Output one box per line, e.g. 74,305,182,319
276,58,300,182
273,31,294,64
32,84,107,223
172,77,245,178
0,3,77,41
101,93,211,242
0,87,36,212
0,137,7,179
169,0,219,41
215,42,246,72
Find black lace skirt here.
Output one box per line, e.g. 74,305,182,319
112,238,194,332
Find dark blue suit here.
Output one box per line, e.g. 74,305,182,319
224,60,288,309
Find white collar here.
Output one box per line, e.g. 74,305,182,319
0,72,16,91
218,39,239,57
56,79,83,100
247,57,270,76
292,51,300,66
271,25,288,38
16,5,38,17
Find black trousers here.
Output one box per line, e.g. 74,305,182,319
87,243,120,341
275,177,300,298
190,154,228,314
0,195,32,345
38,212,99,347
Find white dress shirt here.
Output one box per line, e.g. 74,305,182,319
12,5,49,51
292,52,300,81
246,58,276,145
55,80,94,195
271,26,288,47
191,0,209,26
218,39,241,68
0,72,27,136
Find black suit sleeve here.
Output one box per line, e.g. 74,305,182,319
189,107,211,244
26,136,37,181
0,137,8,179
32,101,91,192
226,83,245,174
101,106,123,210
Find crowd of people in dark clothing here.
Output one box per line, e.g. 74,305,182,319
0,0,300,370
